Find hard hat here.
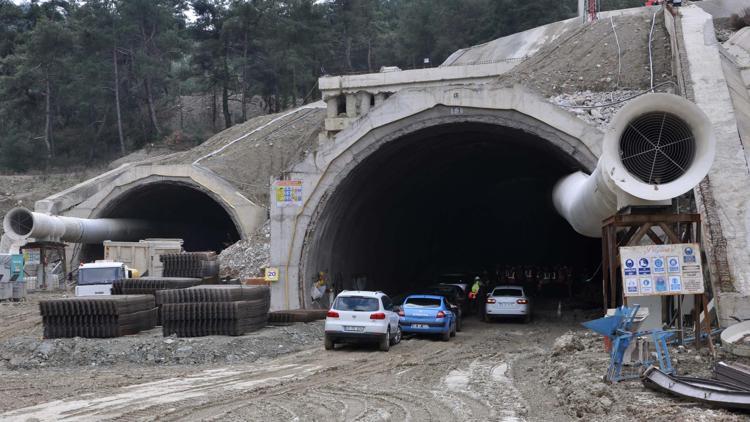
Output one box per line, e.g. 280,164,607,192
475,276,480,280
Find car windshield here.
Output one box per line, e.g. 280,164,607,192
404,298,441,308
334,296,380,312
493,288,523,297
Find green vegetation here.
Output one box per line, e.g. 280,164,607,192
0,0,579,171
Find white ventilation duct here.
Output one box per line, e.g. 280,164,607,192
3,208,156,244
553,93,715,237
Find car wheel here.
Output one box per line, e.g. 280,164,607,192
442,327,451,342
450,321,456,337
324,334,334,350
380,328,391,351
391,325,402,345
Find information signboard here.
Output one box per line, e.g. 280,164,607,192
273,180,303,208
620,243,704,297
22,248,40,265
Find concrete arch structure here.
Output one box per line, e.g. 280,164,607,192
270,84,605,310
4,163,266,258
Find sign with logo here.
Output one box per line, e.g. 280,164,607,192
620,243,704,297
273,180,303,208
22,248,40,265
264,267,279,282
624,259,636,276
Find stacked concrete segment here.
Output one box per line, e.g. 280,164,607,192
158,285,270,337
39,295,157,338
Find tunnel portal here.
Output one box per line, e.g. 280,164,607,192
304,122,601,303
82,182,241,261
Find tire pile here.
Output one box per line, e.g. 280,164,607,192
39,295,157,339
111,277,205,324
158,285,270,337
160,252,220,279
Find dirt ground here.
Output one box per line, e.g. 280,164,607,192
0,296,748,421
502,9,673,96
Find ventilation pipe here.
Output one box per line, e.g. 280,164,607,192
553,93,715,237
3,208,156,244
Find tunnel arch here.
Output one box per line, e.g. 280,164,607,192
295,104,603,308
80,178,243,261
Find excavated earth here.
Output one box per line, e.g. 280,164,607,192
0,296,748,421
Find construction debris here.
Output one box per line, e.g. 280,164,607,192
219,220,271,280
721,320,750,357
549,90,641,130
39,295,157,338
643,365,750,410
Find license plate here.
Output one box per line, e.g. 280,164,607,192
343,326,364,332
412,324,429,328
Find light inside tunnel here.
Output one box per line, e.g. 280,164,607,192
305,123,601,302
82,182,240,260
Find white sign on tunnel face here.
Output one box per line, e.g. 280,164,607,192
274,180,303,208
620,243,704,297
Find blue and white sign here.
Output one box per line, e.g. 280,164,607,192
683,246,697,263
640,278,653,294
667,257,680,273
653,257,665,274
655,276,667,292
620,243,704,296
626,278,639,294
638,257,651,275
624,258,637,276
669,276,682,292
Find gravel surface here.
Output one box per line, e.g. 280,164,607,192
219,220,271,279
502,9,673,96
549,89,643,131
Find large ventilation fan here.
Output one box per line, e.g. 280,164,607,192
553,93,716,238
619,112,695,185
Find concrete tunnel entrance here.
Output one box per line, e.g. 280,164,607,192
304,122,602,307
81,182,241,261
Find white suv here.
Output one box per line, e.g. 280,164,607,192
324,291,401,351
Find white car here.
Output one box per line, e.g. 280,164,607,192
324,291,401,351
484,285,531,323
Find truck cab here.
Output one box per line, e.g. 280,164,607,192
75,261,136,296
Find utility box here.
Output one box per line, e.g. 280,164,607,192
103,239,183,277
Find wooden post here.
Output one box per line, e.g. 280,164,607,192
693,294,701,351
677,295,684,345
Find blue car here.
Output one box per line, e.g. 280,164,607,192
398,294,457,341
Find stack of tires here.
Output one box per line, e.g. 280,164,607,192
160,252,219,282
111,277,205,324
157,285,270,337
39,295,157,338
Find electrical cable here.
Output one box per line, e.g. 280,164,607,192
610,16,621,89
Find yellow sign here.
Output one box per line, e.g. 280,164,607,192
273,180,303,207
265,267,280,282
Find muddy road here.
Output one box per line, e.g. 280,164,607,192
2,318,573,421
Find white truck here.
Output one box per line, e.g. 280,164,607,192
75,261,139,296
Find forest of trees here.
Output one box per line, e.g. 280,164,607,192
2,0,634,172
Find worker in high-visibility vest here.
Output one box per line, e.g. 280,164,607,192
469,276,483,314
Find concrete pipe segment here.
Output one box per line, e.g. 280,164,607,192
3,207,156,244
553,93,716,237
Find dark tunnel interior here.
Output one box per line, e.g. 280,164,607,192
305,123,602,303
82,182,240,261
